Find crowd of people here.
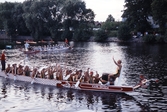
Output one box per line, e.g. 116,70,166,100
23,41,71,53
3,59,122,86
4,63,102,83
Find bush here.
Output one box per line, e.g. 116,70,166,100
155,35,165,43
73,30,91,42
108,30,118,37
142,34,156,43
117,24,131,41
0,41,14,49
94,30,108,42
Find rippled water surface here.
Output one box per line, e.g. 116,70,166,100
1,42,167,112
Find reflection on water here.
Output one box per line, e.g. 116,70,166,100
1,42,167,112
0,78,142,112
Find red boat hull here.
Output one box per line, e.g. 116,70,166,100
58,81,134,93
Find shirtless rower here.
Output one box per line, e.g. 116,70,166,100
93,71,100,83
74,70,82,82
83,68,90,83
31,68,39,78
5,64,12,75
40,68,47,78
17,65,24,75
23,65,31,76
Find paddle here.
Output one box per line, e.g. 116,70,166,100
31,73,37,84
75,74,84,88
64,70,74,80
13,64,17,81
31,71,38,84
133,78,159,89
5,69,12,78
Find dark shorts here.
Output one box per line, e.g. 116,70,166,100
102,73,115,84
102,73,109,81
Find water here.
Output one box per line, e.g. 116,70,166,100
0,42,167,112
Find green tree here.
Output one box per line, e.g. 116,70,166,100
12,3,29,36
117,23,131,41
122,0,153,33
22,0,48,40
106,14,115,22
62,0,95,41
152,0,167,34
94,29,108,42
0,2,17,36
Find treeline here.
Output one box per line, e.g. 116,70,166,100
0,0,95,42
0,0,167,43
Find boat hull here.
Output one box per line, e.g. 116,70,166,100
0,71,61,86
59,81,134,93
24,50,40,54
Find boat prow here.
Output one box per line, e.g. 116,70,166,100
58,81,134,93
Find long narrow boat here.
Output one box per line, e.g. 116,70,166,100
0,71,141,93
23,50,40,54
41,46,72,52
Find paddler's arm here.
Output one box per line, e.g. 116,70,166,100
133,79,148,89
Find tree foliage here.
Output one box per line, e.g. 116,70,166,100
117,23,131,41
0,0,95,42
122,0,153,33
106,14,115,22
62,0,95,41
152,0,167,34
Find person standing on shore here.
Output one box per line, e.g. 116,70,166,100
0,50,6,71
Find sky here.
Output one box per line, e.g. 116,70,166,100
2,0,125,22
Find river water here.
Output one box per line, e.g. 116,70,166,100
0,42,167,112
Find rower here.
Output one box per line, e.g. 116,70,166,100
17,65,24,75
74,70,82,82
23,65,31,76
93,71,100,83
83,68,90,83
5,64,12,74
89,71,94,83
24,41,30,51
107,57,122,85
40,68,47,78
31,68,39,78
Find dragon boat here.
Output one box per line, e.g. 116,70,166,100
0,71,144,93
23,50,40,54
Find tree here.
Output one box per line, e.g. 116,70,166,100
62,0,95,41
0,2,18,36
106,14,115,22
12,3,29,36
122,0,153,33
152,0,167,34
117,23,131,41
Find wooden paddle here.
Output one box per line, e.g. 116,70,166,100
75,74,84,88
133,79,159,89
31,68,39,84
31,72,38,84
14,65,17,81
5,69,11,78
